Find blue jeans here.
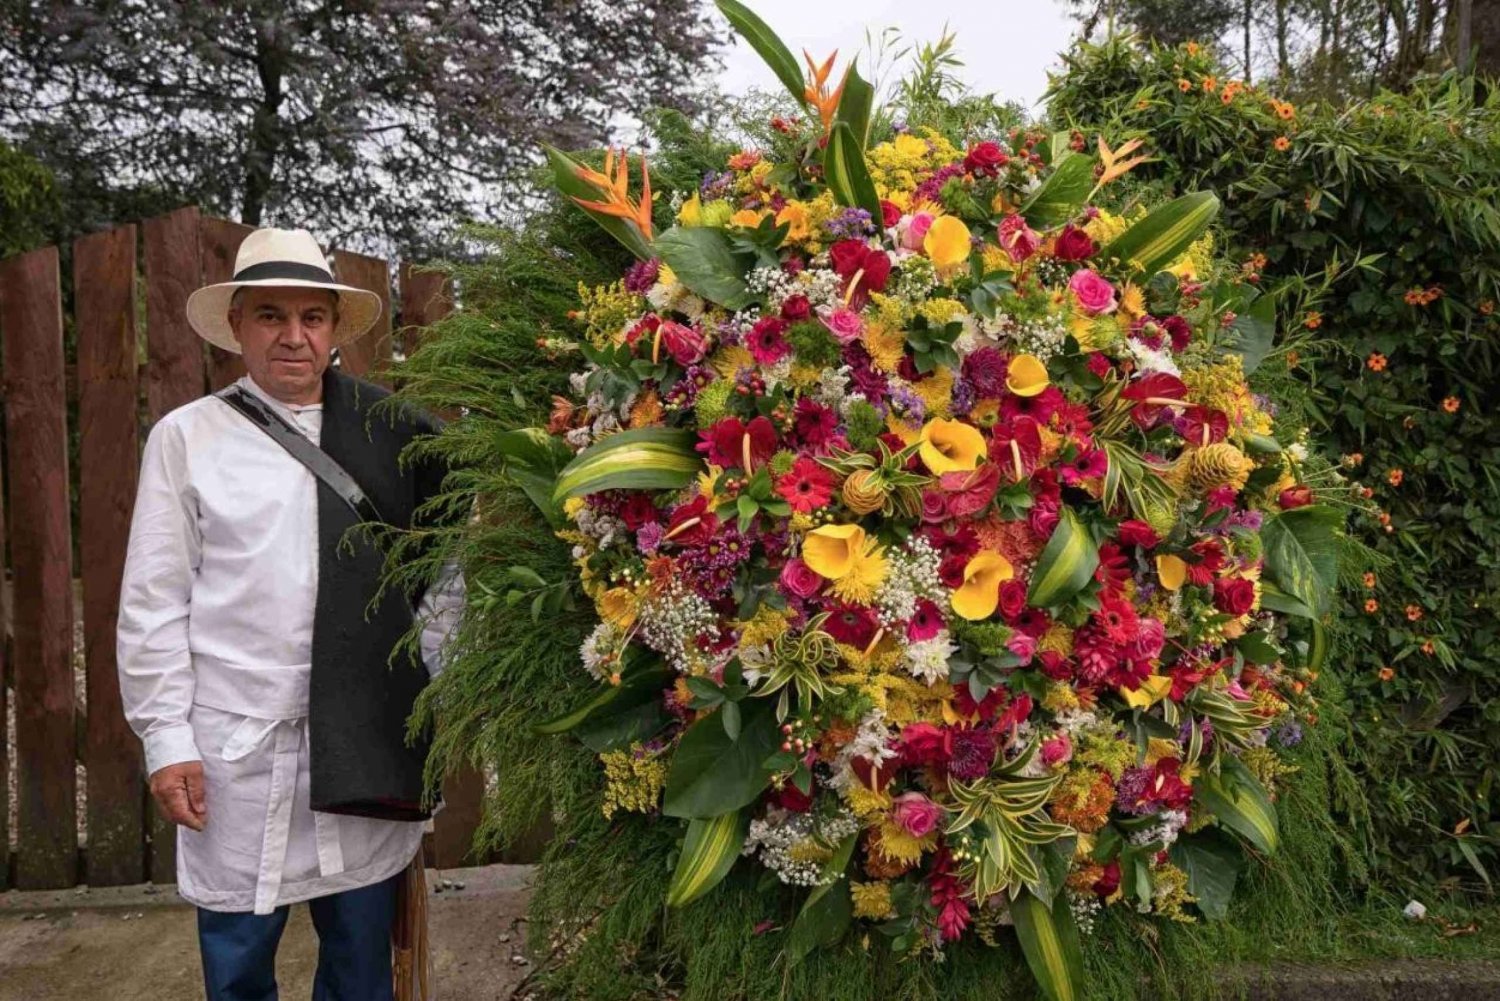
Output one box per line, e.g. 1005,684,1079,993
196,872,400,1000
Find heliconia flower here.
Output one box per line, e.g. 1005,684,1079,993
570,146,653,240
1093,136,1150,189
922,214,972,272
1004,353,1050,397
918,418,987,475
802,49,848,134
803,523,868,579
951,551,1015,620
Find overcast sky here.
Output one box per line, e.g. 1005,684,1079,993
714,0,1079,112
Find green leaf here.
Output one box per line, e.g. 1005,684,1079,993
653,225,755,310
1235,632,1281,665
1258,580,1314,618
665,810,750,907
1021,151,1095,229
714,0,807,110
1196,754,1279,854
720,699,741,741
1169,829,1244,921
493,427,572,527
535,658,673,753
1027,507,1100,608
553,427,703,501
543,145,654,260
833,60,874,148
1104,190,1220,277
824,121,883,220
1010,887,1086,1001
786,834,857,965
663,698,780,819
1260,505,1342,618
1222,291,1277,374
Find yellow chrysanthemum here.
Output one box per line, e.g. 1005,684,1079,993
1084,208,1130,245
851,881,898,920
776,200,812,243
598,586,640,630
729,208,766,228
874,819,936,865
1118,282,1147,321
1039,623,1077,656
844,783,893,819
709,344,755,379
864,320,907,373
908,367,955,419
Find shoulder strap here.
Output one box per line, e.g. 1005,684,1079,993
216,386,385,524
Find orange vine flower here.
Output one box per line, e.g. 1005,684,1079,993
1378,666,1395,681
1362,572,1377,588
1364,598,1380,613
1405,604,1424,622
1442,396,1461,413
1304,311,1322,329
1387,468,1404,487
1366,352,1388,372
570,147,654,241
1274,136,1292,152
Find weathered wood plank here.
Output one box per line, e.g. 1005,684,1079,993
0,246,78,889
143,208,206,417
198,216,251,391
75,225,146,887
331,250,393,383
397,263,452,354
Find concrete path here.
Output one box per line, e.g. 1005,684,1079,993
0,865,536,1001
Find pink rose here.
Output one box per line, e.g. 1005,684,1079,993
1040,734,1073,768
1006,632,1038,664
901,212,935,251
891,792,943,838
1068,269,1118,315
1130,617,1166,660
920,488,951,524
779,557,823,599
819,306,865,344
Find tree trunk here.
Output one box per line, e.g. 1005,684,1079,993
1474,0,1500,77
1276,0,1291,78
241,23,285,227
1244,0,1254,82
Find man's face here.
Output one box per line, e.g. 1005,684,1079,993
229,286,338,404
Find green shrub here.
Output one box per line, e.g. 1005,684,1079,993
1049,35,1500,895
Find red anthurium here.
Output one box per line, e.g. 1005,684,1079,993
1181,405,1229,446
987,416,1043,479
1120,372,1188,427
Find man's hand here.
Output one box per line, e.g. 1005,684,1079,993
150,761,207,831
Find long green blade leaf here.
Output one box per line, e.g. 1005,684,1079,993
834,60,874,148
1027,507,1100,608
1010,887,1086,1001
715,0,807,109
553,427,703,501
1104,190,1220,277
1196,754,1279,854
824,121,883,220
666,810,749,907
1021,150,1095,229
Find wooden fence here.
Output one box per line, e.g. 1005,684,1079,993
0,207,492,891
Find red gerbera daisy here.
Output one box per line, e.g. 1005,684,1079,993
776,455,836,513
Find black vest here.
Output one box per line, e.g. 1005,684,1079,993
309,368,446,821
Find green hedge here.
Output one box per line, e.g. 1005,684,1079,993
1048,36,1500,894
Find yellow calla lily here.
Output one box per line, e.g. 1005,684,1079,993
676,192,703,226
803,523,868,579
918,418,987,475
1156,553,1187,591
923,214,972,273
1120,673,1173,709
1005,353,1050,397
951,551,1015,620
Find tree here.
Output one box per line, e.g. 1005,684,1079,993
0,140,57,257
1061,0,1242,47
0,1,721,255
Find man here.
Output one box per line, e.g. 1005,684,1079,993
118,227,462,1000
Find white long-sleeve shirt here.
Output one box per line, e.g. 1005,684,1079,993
117,375,463,913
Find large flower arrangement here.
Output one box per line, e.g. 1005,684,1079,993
511,4,1336,997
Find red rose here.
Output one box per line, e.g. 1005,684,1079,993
1038,650,1072,680
780,293,811,322
997,579,1028,621
619,492,660,530
937,553,968,589
1053,225,1096,261
899,722,951,767
879,199,902,228
1279,485,1313,509
1212,576,1257,616
964,140,1009,177
921,488,952,524
772,780,813,813
1116,519,1161,549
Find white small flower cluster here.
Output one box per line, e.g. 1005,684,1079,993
745,266,797,309
579,622,625,682
572,505,625,550
1129,808,1188,849
1068,890,1102,936
874,536,945,626
636,582,719,673
1053,708,1102,735
887,255,938,303
807,366,851,411
1127,338,1181,377
796,267,847,312
1010,313,1070,361
743,807,861,887
827,709,897,793
905,634,957,684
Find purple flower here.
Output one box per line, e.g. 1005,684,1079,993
890,384,927,423
947,727,997,781
826,207,875,241
624,258,660,294
949,377,976,417
1274,720,1303,747
636,522,665,554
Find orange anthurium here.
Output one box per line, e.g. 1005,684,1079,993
803,49,848,134
952,551,1015,620
923,215,972,273
803,523,867,579
918,418,986,474
1156,553,1187,591
571,147,654,240
1005,354,1050,397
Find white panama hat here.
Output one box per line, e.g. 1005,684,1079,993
185,227,383,354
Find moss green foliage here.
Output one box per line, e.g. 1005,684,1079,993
0,140,56,257
1049,35,1500,896
786,320,841,369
